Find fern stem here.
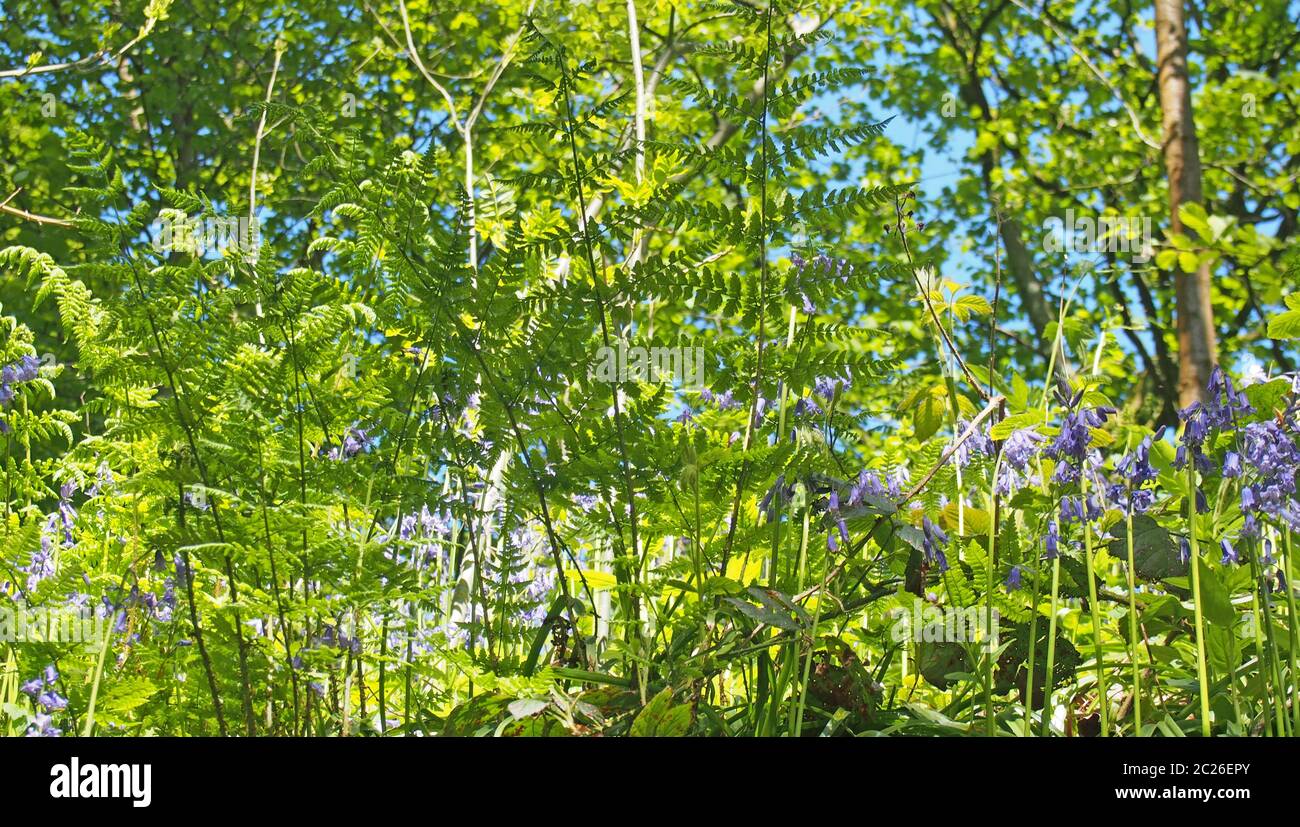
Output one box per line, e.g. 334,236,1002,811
555,42,643,630
719,0,775,576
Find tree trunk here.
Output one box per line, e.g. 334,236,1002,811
1154,0,1217,406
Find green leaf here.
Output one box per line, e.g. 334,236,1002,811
1244,378,1290,415
917,641,970,690
1196,559,1235,626
1268,308,1300,340
508,698,550,720
724,597,801,631
1178,203,1210,240
630,688,693,736
1108,515,1184,581
989,410,1043,440
99,678,159,716
1205,625,1241,676
912,388,946,442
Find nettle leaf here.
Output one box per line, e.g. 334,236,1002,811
630,688,693,737
1244,378,1291,416
917,641,970,689
1108,515,1184,581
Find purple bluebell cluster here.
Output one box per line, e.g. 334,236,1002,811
1005,565,1022,592
1108,430,1162,513
390,504,453,566
1045,404,1115,483
1058,494,1102,525
791,251,855,281
1176,367,1253,473
814,372,851,402
20,664,65,737
699,388,740,411
0,354,41,409
952,419,995,467
995,428,1045,494
847,467,907,506
510,561,557,627
1239,421,1300,535
826,489,849,552
921,515,949,572
326,424,373,460
21,482,80,590
791,396,823,418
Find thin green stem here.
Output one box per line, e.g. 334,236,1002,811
1187,463,1212,737
1124,503,1142,734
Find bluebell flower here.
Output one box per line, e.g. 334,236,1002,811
1059,496,1084,524
1220,538,1238,565
826,489,849,552
1222,451,1243,478
1179,537,1191,565
37,692,68,711
1045,520,1060,559
1085,494,1103,521
15,355,40,382
921,515,949,571
1240,421,1300,532
25,712,60,737
953,420,994,467
1005,566,1022,592
1003,428,1045,470
759,474,791,520
813,372,851,402
792,397,822,417
700,388,740,411
1047,405,1115,483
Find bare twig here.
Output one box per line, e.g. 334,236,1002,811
1007,0,1160,151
